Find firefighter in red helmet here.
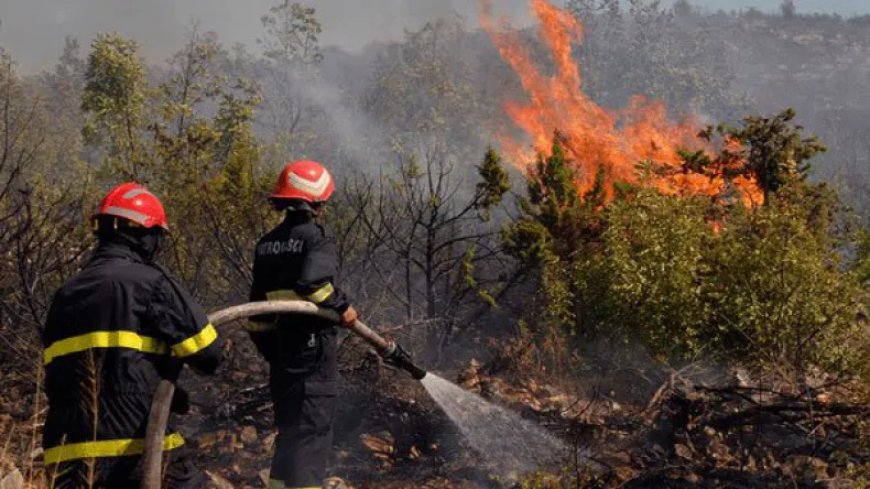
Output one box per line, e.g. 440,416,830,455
42,182,222,488
247,160,357,489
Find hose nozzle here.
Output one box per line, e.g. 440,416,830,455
381,341,427,380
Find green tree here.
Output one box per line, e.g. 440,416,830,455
81,33,149,179
709,108,827,202
40,36,87,131
502,138,608,346
258,1,323,66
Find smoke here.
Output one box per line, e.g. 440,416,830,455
2,0,870,213
0,0,534,74
294,73,388,170
683,0,870,15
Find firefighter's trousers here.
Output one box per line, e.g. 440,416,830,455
269,378,337,489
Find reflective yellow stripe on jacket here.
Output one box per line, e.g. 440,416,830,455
44,324,217,365
171,323,218,357
244,322,277,333
247,286,334,334
305,283,333,304
266,284,333,304
44,433,184,464
43,331,167,365
266,289,301,301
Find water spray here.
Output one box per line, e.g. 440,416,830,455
142,300,426,489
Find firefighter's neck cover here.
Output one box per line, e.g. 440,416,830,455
42,239,221,485
248,210,351,488
96,226,165,262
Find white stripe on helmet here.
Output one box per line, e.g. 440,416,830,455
122,188,154,200
288,170,331,197
103,206,152,225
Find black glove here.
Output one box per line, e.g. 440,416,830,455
170,386,191,414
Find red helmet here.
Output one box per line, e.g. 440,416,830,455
271,160,335,203
93,182,169,230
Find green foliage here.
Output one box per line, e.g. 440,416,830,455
475,146,512,215
148,32,271,301
705,184,865,377
505,138,606,259
706,108,827,201
81,33,148,179
599,190,712,354
259,1,323,65
503,138,607,337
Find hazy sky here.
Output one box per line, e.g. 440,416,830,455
1,0,869,73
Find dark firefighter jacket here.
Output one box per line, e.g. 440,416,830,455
42,241,222,466
247,213,350,386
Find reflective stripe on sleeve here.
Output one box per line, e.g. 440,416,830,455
266,285,333,304
44,433,184,464
43,331,168,365
171,323,218,357
304,283,334,304
266,289,301,300
244,322,277,333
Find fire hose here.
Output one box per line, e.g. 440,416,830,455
141,300,426,489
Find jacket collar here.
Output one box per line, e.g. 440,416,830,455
282,211,314,227
90,240,147,264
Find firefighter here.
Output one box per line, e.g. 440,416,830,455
247,160,357,489
42,182,222,489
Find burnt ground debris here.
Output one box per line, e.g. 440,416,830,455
179,329,870,488
1,327,867,488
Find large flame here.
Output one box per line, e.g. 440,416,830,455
480,0,762,205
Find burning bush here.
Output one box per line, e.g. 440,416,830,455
485,0,867,383
504,131,869,383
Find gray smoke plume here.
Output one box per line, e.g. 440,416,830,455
4,0,869,73
0,0,533,73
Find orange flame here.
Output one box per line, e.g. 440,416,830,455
480,0,762,205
